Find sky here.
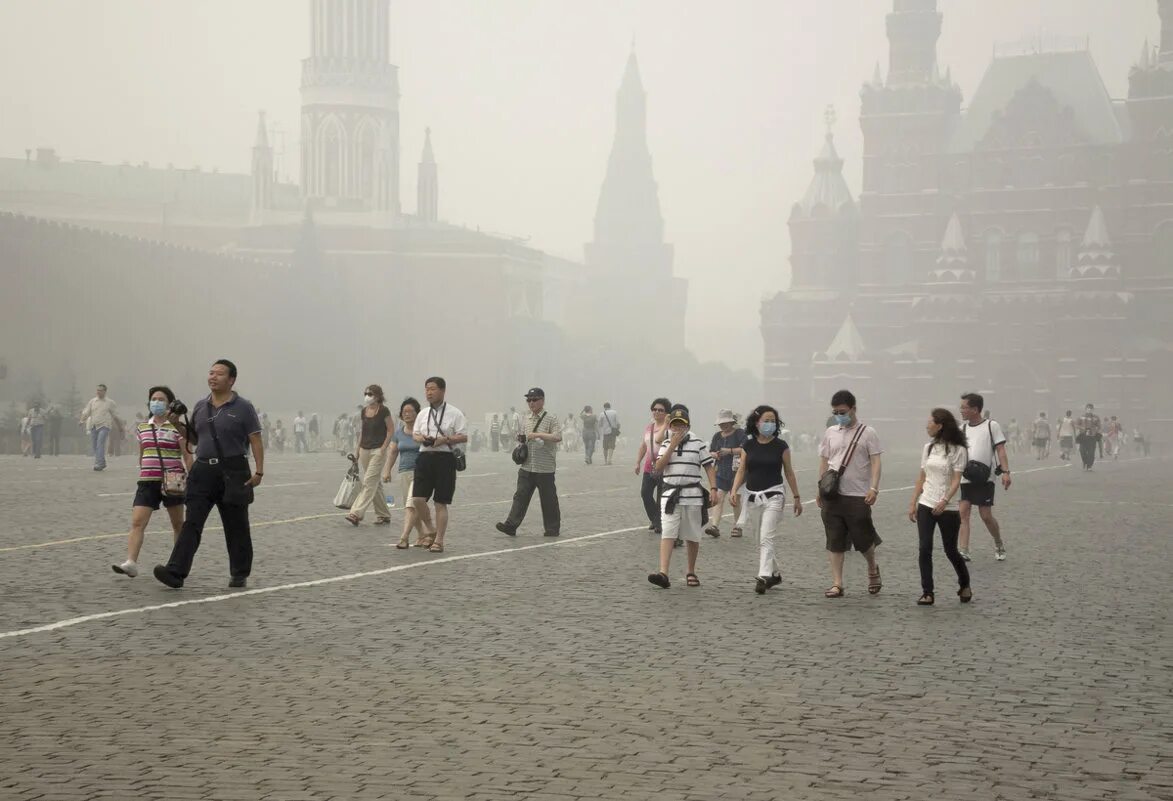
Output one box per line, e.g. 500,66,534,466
0,0,1158,372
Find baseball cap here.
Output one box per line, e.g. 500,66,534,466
668,403,690,426
524,387,545,399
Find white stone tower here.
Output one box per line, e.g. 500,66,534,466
300,0,400,216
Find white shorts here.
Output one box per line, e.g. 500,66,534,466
661,506,704,543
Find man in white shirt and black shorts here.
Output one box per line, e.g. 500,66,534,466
957,392,1012,562
412,376,468,554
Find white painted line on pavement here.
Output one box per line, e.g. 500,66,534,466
0,487,630,553
0,524,649,641
96,481,319,498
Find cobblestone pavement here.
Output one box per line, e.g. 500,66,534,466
1,446,1171,801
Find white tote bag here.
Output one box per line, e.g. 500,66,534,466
333,455,362,509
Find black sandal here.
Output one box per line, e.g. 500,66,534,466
958,586,973,603
917,593,935,606
685,573,700,587
647,572,670,589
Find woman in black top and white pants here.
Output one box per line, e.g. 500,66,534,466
730,405,803,594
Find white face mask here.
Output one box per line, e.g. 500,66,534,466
364,395,375,406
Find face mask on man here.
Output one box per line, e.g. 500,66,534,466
759,421,778,437
364,395,375,406
833,412,852,427
148,400,167,416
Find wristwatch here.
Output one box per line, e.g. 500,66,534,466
255,471,264,477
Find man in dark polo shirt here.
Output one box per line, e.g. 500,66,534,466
154,359,264,589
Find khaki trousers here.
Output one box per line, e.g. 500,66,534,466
350,447,390,520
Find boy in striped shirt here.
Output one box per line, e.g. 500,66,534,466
648,404,717,589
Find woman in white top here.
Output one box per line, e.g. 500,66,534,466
907,408,973,606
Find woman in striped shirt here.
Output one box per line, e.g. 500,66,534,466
112,386,192,578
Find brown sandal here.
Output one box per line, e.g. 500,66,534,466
344,514,360,527
824,585,844,598
867,567,882,595
414,531,437,548
394,538,410,549
428,542,444,553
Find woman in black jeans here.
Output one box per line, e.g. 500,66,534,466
907,408,972,605
634,398,671,534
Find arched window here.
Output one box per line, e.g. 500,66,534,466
1017,232,1040,280
883,232,914,285
355,120,377,201
321,118,343,198
1055,229,1073,278
985,230,1003,282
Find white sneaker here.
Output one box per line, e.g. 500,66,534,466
112,560,139,577
995,546,1007,561
959,549,971,562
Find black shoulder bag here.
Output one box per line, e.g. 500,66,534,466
818,424,867,500
430,403,467,472
205,403,255,506
512,411,547,465
961,422,996,484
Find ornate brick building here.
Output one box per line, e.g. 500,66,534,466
764,0,1173,434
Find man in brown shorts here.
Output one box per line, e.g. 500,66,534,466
816,389,883,598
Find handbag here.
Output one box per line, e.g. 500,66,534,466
333,454,362,509
818,424,867,500
512,411,547,465
150,424,187,498
961,421,996,484
604,410,620,437
205,403,255,506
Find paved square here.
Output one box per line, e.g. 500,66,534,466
1,448,1171,800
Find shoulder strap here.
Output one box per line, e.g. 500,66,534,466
205,402,227,462
532,411,547,432
840,424,867,470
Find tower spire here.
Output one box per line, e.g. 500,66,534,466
591,48,663,246
417,127,438,224
1074,206,1121,279
930,213,974,283
795,107,854,217
251,110,273,222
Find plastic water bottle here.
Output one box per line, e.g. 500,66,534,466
385,494,395,508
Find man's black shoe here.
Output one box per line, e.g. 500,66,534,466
495,522,517,536
153,565,183,589
767,574,783,589
543,531,560,537
228,576,247,588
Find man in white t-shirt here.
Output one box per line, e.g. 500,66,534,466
411,376,468,553
598,402,620,465
958,393,1012,561
293,412,308,453
816,389,884,598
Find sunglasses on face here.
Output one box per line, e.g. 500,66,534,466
651,407,666,413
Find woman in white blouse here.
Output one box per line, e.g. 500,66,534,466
908,408,973,606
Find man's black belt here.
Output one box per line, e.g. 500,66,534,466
196,455,248,465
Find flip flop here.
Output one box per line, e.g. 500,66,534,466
647,572,670,589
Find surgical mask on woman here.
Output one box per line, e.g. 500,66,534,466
759,421,777,437
148,400,167,417
364,394,375,406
